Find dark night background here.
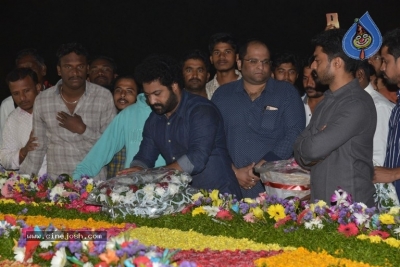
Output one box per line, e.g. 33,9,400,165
0,0,398,101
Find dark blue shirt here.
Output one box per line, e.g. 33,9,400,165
131,90,242,198
384,90,400,198
212,78,305,197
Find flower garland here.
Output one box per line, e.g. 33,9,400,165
254,247,377,267
189,189,400,249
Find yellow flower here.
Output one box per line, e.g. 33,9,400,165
368,235,382,243
356,234,368,240
384,237,400,248
18,201,26,205
267,204,286,222
310,200,327,212
86,183,93,193
243,198,255,204
209,190,222,206
254,247,374,267
192,207,206,216
379,213,395,224
191,192,204,201
252,207,265,220
388,206,400,215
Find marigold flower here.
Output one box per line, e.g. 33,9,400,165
99,249,119,264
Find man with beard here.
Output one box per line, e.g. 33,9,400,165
294,29,376,206
20,43,116,180
302,58,328,126
206,33,242,99
182,50,210,98
118,54,242,197
212,39,305,198
87,55,118,90
73,75,166,180
374,29,400,200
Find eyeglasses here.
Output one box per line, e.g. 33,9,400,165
242,58,272,65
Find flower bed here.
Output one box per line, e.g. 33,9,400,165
1,171,400,266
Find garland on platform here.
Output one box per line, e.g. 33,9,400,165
1,170,400,266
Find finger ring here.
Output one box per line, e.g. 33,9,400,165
247,187,251,189
251,178,255,182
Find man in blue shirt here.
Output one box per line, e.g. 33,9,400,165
212,40,305,198
374,28,400,200
120,55,242,198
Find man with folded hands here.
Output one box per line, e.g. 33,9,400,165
212,39,305,198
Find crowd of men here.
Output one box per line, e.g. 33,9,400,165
1,28,400,205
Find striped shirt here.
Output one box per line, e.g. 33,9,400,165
20,80,116,180
384,90,400,197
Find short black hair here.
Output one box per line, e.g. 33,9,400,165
6,67,39,85
382,28,400,60
181,49,210,72
208,32,238,54
238,39,268,60
134,54,184,90
56,42,88,65
15,48,45,66
89,55,117,73
272,52,299,72
111,74,140,94
311,29,358,74
357,60,375,82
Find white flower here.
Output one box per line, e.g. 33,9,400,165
83,263,94,267
0,220,11,229
353,212,369,226
40,240,53,249
113,185,129,194
304,217,324,230
51,247,67,267
14,247,26,263
29,181,38,191
121,190,136,204
393,226,400,236
155,187,166,196
142,184,155,196
110,192,123,204
98,193,107,202
168,183,179,195
203,206,220,216
106,235,125,250
49,184,66,201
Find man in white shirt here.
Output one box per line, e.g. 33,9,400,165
206,33,241,99
0,49,50,146
0,68,46,176
356,60,394,166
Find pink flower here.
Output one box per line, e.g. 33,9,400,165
79,205,101,213
274,215,291,228
338,222,359,237
1,179,15,198
243,213,256,223
216,210,233,220
369,230,390,239
81,191,89,199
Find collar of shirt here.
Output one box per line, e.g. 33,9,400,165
54,79,90,96
324,79,360,99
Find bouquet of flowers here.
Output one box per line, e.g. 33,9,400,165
86,167,196,218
